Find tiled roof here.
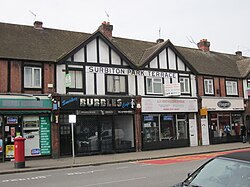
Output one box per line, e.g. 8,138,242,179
176,46,245,78
236,58,250,77
0,22,90,62
1,22,250,78
112,37,155,66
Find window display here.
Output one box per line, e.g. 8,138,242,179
143,114,188,144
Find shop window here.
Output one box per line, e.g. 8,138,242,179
106,75,127,94
68,70,83,89
179,77,190,94
160,115,176,141
146,77,163,94
204,78,214,95
114,115,134,149
24,67,41,88
75,116,98,153
143,115,159,142
226,80,238,96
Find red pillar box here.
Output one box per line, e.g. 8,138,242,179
14,137,26,168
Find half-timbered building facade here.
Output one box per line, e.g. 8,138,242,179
1,21,250,159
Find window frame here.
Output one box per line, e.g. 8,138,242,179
145,77,163,95
105,74,128,95
225,80,238,96
179,76,190,94
68,69,83,89
24,66,42,88
204,78,214,95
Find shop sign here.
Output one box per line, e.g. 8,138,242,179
86,66,177,78
31,148,41,155
80,98,136,109
217,100,231,109
142,98,198,113
202,98,244,111
144,116,154,121
163,115,173,121
7,116,18,124
61,96,136,110
39,116,51,155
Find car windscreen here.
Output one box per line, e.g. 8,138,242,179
183,157,250,187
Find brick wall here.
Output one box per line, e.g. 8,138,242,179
0,60,56,94
0,60,8,92
10,61,22,93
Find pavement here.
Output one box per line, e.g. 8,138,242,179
0,142,250,175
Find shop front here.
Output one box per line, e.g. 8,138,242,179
202,97,244,144
141,97,198,151
59,95,136,156
0,95,52,161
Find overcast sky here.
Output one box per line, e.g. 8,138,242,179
1,0,250,56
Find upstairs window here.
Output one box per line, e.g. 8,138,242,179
24,67,41,88
106,75,127,94
204,78,214,95
226,80,238,96
179,77,190,94
146,77,163,94
68,70,83,89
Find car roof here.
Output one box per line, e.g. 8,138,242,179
218,150,250,162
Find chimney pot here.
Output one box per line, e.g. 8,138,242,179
235,51,242,56
156,38,164,43
197,39,210,52
99,21,113,39
34,21,43,29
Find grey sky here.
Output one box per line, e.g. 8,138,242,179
1,0,250,56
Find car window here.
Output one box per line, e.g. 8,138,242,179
184,157,250,187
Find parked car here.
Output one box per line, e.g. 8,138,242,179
172,150,250,187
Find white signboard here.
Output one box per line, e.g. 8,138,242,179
69,115,76,123
86,66,178,78
142,98,198,113
164,83,181,96
202,98,244,111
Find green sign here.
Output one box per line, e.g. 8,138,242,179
40,116,51,155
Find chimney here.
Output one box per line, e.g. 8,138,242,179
235,51,242,56
156,38,164,43
99,21,113,39
197,39,210,52
34,21,43,29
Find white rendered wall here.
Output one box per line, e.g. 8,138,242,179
177,57,185,71
96,73,105,95
112,49,121,65
168,48,177,70
99,39,109,64
159,49,167,69
87,39,97,63
74,48,85,62
137,75,145,95
86,72,95,94
150,57,158,68
128,75,136,95
57,65,66,94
